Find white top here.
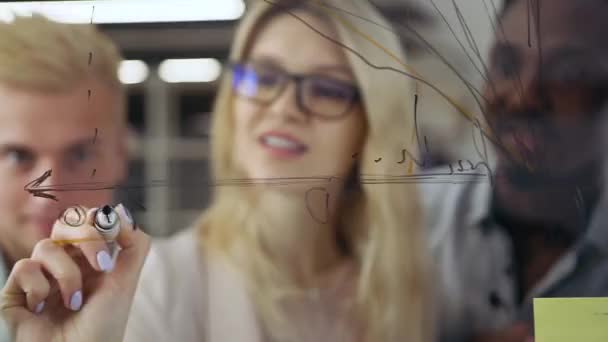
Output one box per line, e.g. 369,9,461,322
123,228,360,342
123,227,262,342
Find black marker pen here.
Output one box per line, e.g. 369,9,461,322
94,205,120,258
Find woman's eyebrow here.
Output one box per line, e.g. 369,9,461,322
313,65,353,76
314,64,353,75
247,55,282,68
248,55,354,77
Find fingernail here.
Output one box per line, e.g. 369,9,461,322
70,290,83,311
34,301,45,314
117,203,133,225
96,250,114,272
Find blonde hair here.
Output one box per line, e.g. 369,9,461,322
0,14,123,93
197,0,433,341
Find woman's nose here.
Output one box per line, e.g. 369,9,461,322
267,81,308,122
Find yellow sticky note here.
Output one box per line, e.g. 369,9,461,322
534,297,608,342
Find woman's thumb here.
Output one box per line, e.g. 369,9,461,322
109,204,151,287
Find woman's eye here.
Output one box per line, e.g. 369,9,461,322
310,81,354,100
255,71,281,87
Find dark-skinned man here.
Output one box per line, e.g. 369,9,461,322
423,0,608,341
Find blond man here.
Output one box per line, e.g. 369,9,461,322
0,15,129,340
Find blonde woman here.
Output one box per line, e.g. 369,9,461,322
1,1,433,341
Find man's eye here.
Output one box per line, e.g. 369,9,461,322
6,149,34,166
491,44,522,79
68,147,94,163
494,56,520,79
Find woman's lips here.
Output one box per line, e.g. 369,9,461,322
259,132,308,158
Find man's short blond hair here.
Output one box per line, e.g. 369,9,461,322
0,14,122,92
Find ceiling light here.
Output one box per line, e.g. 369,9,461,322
158,58,222,83
118,60,149,85
0,0,245,24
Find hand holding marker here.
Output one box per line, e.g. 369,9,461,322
0,203,151,342
54,203,136,251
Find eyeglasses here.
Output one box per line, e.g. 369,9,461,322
227,61,361,120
